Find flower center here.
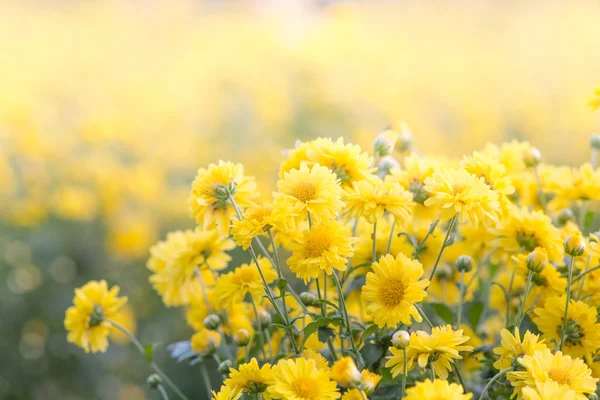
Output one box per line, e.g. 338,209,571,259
548,368,571,386
291,183,317,202
379,278,406,307
305,232,332,257
517,232,538,252
246,381,268,394
562,320,584,346
331,164,351,184
292,377,317,398
409,180,429,204
89,305,105,327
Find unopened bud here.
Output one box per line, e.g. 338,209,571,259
300,291,317,306
391,330,410,349
234,329,250,347
147,373,163,389
564,231,586,257
590,134,600,150
557,208,575,226
523,147,541,168
395,123,414,152
373,129,398,158
218,359,233,375
89,305,105,327
331,357,362,388
436,263,453,280
526,247,548,273
376,156,400,179
588,393,598,400
257,309,271,327
456,255,473,273
204,314,221,331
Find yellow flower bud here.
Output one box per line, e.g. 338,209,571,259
523,147,541,168
391,330,411,349
233,328,251,347
564,231,586,256
331,357,362,388
526,247,548,273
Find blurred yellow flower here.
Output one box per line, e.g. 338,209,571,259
493,327,546,371
405,379,472,400
268,358,340,400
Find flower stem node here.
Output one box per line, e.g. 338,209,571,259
456,255,473,273
564,231,586,256
147,373,163,389
526,247,549,273
203,314,222,331
233,329,251,347
590,134,600,150
300,291,318,306
391,330,410,349
409,181,429,204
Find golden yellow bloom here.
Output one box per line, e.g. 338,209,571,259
461,151,515,196
276,163,343,223
405,379,473,400
214,257,277,307
330,357,361,388
340,389,363,400
231,199,299,249
224,358,273,397
343,177,414,225
301,348,330,371
554,164,600,205
510,253,566,300
423,168,500,226
191,329,222,356
211,385,242,400
189,161,258,234
386,325,473,379
359,370,381,395
64,280,127,353
590,88,600,110
521,381,577,400
287,220,356,283
533,295,600,361
268,358,340,400
493,328,547,371
509,349,597,400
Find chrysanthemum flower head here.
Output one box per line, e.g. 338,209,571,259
301,348,330,371
359,370,381,395
343,176,414,225
191,329,222,356
386,325,473,379
64,280,128,353
424,167,500,226
493,327,547,371
211,385,242,400
287,220,356,283
276,163,344,223
521,380,577,400
224,358,274,398
189,161,258,234
330,357,361,388
404,379,473,400
214,257,277,307
268,357,340,400
461,151,515,196
361,253,429,328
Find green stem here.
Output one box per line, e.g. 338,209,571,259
401,348,407,399
199,363,213,400
427,214,458,284
577,255,591,300
480,368,512,400
415,304,434,329
559,255,575,351
453,364,467,394
157,385,170,400
505,269,516,328
250,296,268,361
573,264,600,282
107,320,190,400
514,270,533,328
456,270,465,329
194,268,213,312
332,271,363,367
372,221,378,263
386,219,396,254
534,165,547,213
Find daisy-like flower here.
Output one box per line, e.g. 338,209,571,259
509,349,597,400
532,295,600,361
553,163,600,204
521,381,577,400
301,348,330,371
231,199,299,250
342,177,414,225
211,385,242,400
361,253,429,328
64,280,128,353
423,167,500,226
224,358,274,398
404,379,473,400
214,257,277,307
330,357,362,388
191,329,222,356
493,207,563,263
340,389,363,400
276,163,344,223
147,228,234,307
359,370,381,395
510,253,566,300
493,327,547,371
386,325,473,379
268,357,340,400
189,161,258,234
287,220,356,283
461,151,515,196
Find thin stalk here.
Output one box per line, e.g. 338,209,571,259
249,296,268,361
359,390,368,400
199,363,213,400
157,385,170,400
559,255,575,351
514,270,533,328
572,264,600,283
332,271,362,367
579,200,589,230
429,363,435,381
415,304,434,329
387,219,396,254
194,268,213,312
427,214,458,284
372,221,378,262
534,165,547,213
107,319,190,400
480,368,512,400
453,364,467,394
505,269,516,328
456,270,465,329
577,256,592,300
401,348,407,399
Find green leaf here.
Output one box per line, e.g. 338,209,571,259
344,275,366,296
359,324,379,344
144,344,154,363
359,341,385,367
430,303,454,325
270,323,288,331
468,301,484,329
302,317,332,345
317,326,335,343
312,299,340,311
397,232,418,248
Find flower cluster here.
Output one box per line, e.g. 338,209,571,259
65,126,600,400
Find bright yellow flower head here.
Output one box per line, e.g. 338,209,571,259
359,370,381,395
211,385,242,400
64,280,127,353
361,253,429,328
330,357,361,388
510,253,566,299
509,349,598,400
493,327,547,371
343,177,414,225
461,151,515,196
405,379,473,400
521,380,577,400
340,389,363,400
268,357,340,400
533,295,600,361
191,329,222,356
287,220,356,283
386,325,473,379
147,228,234,307
424,167,500,226
224,358,274,398
590,88,600,110
276,163,344,223
301,348,330,371
214,257,277,307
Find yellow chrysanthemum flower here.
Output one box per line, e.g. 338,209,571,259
287,220,356,283
423,168,500,226
147,228,234,307
521,380,577,400
231,199,299,250
532,295,600,361
340,389,363,400
493,207,563,263
493,327,547,371
268,358,340,400
361,253,429,328
343,177,414,225
191,329,222,356
214,257,277,307
189,161,258,234
386,325,473,379
461,151,516,196
64,280,127,353
360,370,381,395
405,379,473,400
509,349,598,400
510,253,566,301
301,348,330,371
211,385,242,400
224,358,274,398
276,163,343,223
330,357,362,388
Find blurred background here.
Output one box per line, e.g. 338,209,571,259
0,0,599,399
